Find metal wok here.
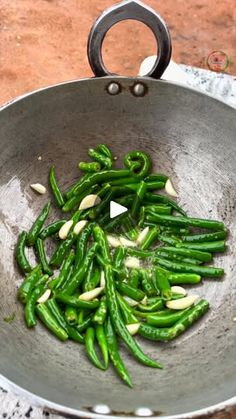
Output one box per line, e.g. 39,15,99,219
0,1,235,418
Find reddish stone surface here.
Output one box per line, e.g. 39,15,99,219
0,0,235,105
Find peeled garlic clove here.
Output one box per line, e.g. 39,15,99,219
79,287,104,301
79,194,101,210
30,183,46,194
137,227,149,245
123,296,139,307
73,220,88,235
59,220,73,240
120,237,137,247
100,271,105,288
166,295,198,310
171,286,187,296
126,323,141,335
37,289,51,304
165,178,178,197
124,257,140,269
107,235,121,248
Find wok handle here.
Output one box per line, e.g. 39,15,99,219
87,0,172,79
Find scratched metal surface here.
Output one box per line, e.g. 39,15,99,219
0,72,235,419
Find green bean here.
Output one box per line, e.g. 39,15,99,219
50,232,76,268
95,324,109,369
146,213,225,230
154,267,172,299
147,308,191,327
139,299,209,341
93,299,107,325
39,220,67,240
55,251,75,290
36,303,68,341
55,292,99,309
131,181,147,218
79,161,101,173
35,238,53,276
24,284,45,327
18,265,42,304
124,151,151,179
16,231,32,273
117,293,138,324
105,317,133,388
27,202,51,246
96,144,113,160
64,306,78,325
156,246,212,262
113,247,127,270
62,242,98,295
154,257,224,278
180,241,226,253
49,166,65,208
140,269,156,297
88,148,112,169
144,192,186,216
105,265,162,368
93,224,112,264
85,327,106,370
140,226,159,250
181,230,227,243
116,282,145,302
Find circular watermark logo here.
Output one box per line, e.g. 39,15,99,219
207,50,229,72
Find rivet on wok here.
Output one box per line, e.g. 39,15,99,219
135,407,153,416
132,82,147,97
92,404,111,414
107,82,121,95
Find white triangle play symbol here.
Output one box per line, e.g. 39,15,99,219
110,201,128,219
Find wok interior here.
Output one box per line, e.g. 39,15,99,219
0,78,235,417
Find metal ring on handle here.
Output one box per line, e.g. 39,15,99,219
87,0,172,79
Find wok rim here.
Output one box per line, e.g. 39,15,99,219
0,76,235,418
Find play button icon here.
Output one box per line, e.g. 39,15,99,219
110,201,128,219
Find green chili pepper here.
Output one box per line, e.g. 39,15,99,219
79,161,101,173
129,269,140,288
145,173,168,183
168,273,201,284
75,222,93,268
16,231,32,273
156,249,202,265
48,277,60,290
113,247,127,270
154,267,172,300
84,267,101,292
131,181,147,218
95,324,109,369
137,299,164,313
146,213,225,230
65,173,90,199
24,284,46,327
62,184,98,212
147,308,191,327
27,202,51,246
140,269,157,297
117,293,138,324
85,327,106,370
54,251,75,290
139,299,209,341
104,264,162,368
18,265,42,303
39,220,67,240
180,240,226,253
36,303,68,341
116,282,145,302
88,148,112,169
124,151,151,179
93,224,112,264
181,230,227,243
144,192,186,216
154,257,224,278
156,246,212,262
89,187,113,220
160,226,190,235
127,248,154,259
140,226,159,250
55,292,100,309
122,214,139,241
96,144,113,160
35,238,53,276
50,232,76,268
64,306,78,325
158,234,181,246
46,298,84,343
105,317,133,388
93,299,107,325
62,242,98,295
49,166,65,208
76,315,93,332
145,205,172,215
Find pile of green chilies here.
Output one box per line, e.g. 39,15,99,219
16,145,227,387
